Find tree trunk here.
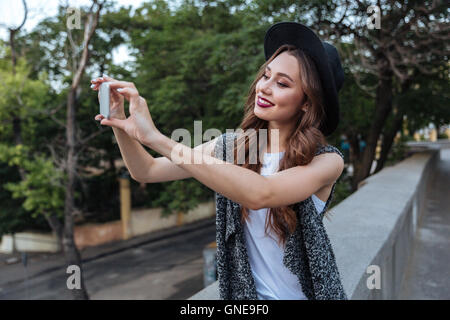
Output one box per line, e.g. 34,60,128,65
435,123,440,139
44,214,64,245
60,2,103,299
352,70,393,191
64,88,89,300
9,29,17,75
375,80,412,173
12,115,28,181
374,108,404,174
10,27,27,181
348,133,361,192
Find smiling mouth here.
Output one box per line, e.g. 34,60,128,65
257,96,275,107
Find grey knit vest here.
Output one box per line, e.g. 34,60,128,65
214,132,347,300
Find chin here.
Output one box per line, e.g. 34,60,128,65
253,106,273,121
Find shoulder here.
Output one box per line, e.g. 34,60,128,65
311,144,345,185
315,144,345,160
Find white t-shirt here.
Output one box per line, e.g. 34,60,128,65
243,151,326,300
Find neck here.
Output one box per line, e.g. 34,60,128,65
266,121,295,153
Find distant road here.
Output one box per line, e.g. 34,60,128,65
0,220,216,300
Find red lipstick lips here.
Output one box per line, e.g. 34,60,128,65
257,96,274,108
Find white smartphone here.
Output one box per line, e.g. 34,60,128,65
99,82,111,119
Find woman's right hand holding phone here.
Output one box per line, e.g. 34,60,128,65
91,74,126,121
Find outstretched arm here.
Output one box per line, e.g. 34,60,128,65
144,133,344,210
95,80,342,210
144,133,267,210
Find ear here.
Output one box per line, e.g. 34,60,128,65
299,95,309,112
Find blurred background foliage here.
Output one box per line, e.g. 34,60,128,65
0,0,448,237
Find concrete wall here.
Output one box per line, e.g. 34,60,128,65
0,232,61,253
189,149,439,300
0,201,215,253
332,149,438,299
130,201,215,237
74,221,123,250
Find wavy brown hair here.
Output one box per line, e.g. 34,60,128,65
232,44,328,248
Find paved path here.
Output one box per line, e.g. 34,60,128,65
0,218,215,300
399,149,450,299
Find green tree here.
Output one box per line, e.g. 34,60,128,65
0,46,61,237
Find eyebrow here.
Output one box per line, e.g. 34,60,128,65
266,66,295,83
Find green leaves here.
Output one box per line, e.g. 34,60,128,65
153,179,212,218
1,0,447,236
0,143,65,220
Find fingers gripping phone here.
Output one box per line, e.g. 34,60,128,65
99,82,111,119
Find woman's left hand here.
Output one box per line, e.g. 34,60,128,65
97,81,161,146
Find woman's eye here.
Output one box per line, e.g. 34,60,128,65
262,74,287,88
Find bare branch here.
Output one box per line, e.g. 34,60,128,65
337,0,349,25
16,0,28,32
29,101,64,116
353,72,377,97
26,100,67,129
353,37,378,73
78,126,109,147
384,50,409,83
47,143,66,170
51,114,66,129
67,27,78,72
416,0,442,15
0,0,28,31
72,0,103,89
338,41,378,97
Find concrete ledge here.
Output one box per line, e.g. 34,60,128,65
189,149,439,300
189,280,220,300
326,150,438,299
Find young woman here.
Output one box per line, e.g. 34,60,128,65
91,22,347,300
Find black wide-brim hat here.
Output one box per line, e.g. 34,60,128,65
264,22,344,137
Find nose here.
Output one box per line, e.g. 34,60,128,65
259,78,272,95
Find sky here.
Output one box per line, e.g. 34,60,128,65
0,0,167,65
